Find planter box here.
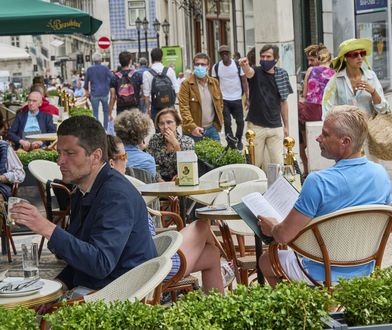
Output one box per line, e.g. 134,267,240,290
323,312,392,329
197,159,216,177
20,166,37,187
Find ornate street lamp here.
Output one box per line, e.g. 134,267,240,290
135,17,142,59
142,17,149,55
153,18,161,49
162,19,170,47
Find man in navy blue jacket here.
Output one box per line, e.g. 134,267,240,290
7,91,56,151
11,116,157,291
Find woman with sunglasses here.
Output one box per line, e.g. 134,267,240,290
322,38,389,117
148,108,194,182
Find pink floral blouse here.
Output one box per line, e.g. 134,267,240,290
305,66,336,105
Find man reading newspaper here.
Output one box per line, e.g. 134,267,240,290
258,105,391,286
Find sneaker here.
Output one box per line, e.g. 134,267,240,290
221,262,235,288
237,141,243,150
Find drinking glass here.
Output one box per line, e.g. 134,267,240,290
6,197,30,226
22,243,39,280
218,170,236,209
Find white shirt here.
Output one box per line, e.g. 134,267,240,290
212,60,244,101
142,62,179,98
4,147,25,183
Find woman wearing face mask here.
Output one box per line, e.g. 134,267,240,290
178,52,224,142
148,108,194,182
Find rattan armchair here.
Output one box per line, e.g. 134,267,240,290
268,205,392,289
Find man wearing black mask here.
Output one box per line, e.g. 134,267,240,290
239,45,293,171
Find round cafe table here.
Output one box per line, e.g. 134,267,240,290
0,277,63,309
139,181,222,224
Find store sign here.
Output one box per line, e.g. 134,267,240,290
162,46,183,76
355,0,387,14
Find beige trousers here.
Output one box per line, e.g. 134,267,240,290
247,122,284,171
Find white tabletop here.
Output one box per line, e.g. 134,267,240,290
196,207,241,220
0,277,63,309
139,181,222,197
25,133,57,141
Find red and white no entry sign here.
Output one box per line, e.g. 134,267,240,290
98,36,111,49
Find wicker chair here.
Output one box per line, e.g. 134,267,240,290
40,256,172,329
147,207,199,302
28,160,71,258
213,180,268,285
269,205,392,289
189,164,267,207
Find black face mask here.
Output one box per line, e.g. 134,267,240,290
259,59,276,71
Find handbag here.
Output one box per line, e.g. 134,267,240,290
367,112,392,160
298,101,322,122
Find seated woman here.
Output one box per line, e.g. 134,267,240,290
148,108,194,182
114,109,157,178
107,135,225,294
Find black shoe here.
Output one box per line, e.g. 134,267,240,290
237,142,243,150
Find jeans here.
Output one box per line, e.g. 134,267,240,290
186,125,221,143
90,95,109,129
223,99,244,144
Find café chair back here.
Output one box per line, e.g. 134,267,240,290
41,256,172,329
213,180,268,285
28,160,70,258
189,163,267,206
269,205,392,289
125,174,159,208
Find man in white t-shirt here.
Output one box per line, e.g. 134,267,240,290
143,48,179,122
212,45,249,150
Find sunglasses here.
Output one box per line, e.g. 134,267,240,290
345,50,366,59
113,153,128,161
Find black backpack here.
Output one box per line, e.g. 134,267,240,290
115,70,138,107
149,67,176,110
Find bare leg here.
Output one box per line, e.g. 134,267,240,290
180,220,224,294
259,251,278,287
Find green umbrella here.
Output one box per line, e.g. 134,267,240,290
0,0,102,36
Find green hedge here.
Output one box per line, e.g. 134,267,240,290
17,149,58,166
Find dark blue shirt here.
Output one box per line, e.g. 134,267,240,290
48,163,157,290
84,64,113,97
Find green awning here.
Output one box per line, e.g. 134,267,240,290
0,0,102,36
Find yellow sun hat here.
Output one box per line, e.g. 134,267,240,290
331,38,372,71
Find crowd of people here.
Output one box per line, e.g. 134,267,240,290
2,37,392,302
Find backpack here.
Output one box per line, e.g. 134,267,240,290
149,67,176,110
115,70,138,107
214,60,244,94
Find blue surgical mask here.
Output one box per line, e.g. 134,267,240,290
259,60,276,72
194,65,207,78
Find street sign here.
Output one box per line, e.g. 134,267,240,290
98,36,110,49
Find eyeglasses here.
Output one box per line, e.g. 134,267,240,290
158,120,176,127
113,153,128,161
345,50,367,59
194,62,208,67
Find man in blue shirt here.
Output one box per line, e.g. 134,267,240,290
84,53,113,130
11,116,157,291
258,105,391,286
7,91,56,150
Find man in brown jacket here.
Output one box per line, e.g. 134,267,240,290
179,53,223,141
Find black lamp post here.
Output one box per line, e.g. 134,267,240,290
142,17,149,55
162,19,170,47
135,17,142,59
153,18,161,49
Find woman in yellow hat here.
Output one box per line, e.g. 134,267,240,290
322,38,389,117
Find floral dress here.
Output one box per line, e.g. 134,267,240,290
148,132,195,181
305,66,336,105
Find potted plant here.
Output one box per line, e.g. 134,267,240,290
17,149,58,186
69,107,93,117
324,267,392,329
0,305,38,330
47,89,60,107
195,138,246,176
